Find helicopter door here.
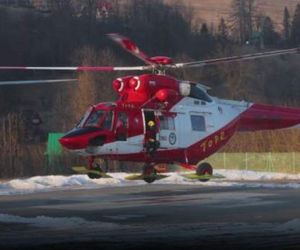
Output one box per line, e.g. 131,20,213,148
158,114,178,148
143,110,157,137
114,111,142,154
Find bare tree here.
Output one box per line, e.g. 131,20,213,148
0,113,24,177
230,0,256,44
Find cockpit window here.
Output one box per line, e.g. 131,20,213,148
85,110,105,127
76,106,114,130
82,110,113,130
102,111,113,130
76,107,93,128
189,85,212,103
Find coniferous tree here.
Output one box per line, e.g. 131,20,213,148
217,17,229,48
200,23,209,35
218,18,228,39
291,4,300,46
283,6,291,44
261,16,278,47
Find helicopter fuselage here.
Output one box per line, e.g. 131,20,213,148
59,74,300,166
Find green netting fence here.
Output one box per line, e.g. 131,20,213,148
204,152,300,173
45,133,81,175
45,133,64,165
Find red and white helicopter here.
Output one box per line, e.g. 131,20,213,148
1,34,300,183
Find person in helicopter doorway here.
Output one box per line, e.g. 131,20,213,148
145,120,160,156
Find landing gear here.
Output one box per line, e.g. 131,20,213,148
124,163,168,183
87,163,106,179
142,163,157,183
144,140,160,156
72,157,110,179
196,162,213,182
87,172,101,179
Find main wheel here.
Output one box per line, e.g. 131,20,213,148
142,164,157,183
94,161,109,173
87,160,108,179
196,162,213,182
87,173,101,179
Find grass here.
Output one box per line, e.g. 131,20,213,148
204,152,300,173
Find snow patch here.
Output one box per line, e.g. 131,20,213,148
158,170,300,188
0,170,299,196
216,169,300,181
0,173,141,195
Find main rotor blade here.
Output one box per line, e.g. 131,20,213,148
0,79,77,86
107,33,154,65
0,65,152,72
173,48,300,69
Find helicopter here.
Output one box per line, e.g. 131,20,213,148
1,33,300,183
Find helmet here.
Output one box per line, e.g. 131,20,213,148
148,120,155,127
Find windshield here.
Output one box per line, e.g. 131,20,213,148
76,107,93,128
83,110,113,130
102,111,113,130
85,110,105,127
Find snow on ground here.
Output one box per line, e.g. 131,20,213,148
0,170,300,195
0,173,135,195
217,169,300,181
158,170,300,189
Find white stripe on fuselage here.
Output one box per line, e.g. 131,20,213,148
74,135,145,156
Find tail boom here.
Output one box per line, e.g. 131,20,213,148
239,104,300,131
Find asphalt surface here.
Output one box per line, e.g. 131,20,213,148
0,184,300,250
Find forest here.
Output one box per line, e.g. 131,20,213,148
0,0,299,177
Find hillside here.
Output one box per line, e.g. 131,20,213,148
164,0,300,30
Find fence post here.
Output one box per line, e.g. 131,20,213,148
223,152,226,169
292,152,296,173
268,152,274,172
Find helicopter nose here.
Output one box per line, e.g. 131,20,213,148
59,128,101,150
59,135,88,150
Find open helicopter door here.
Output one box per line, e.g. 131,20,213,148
113,111,143,154
143,110,158,139
142,110,180,151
